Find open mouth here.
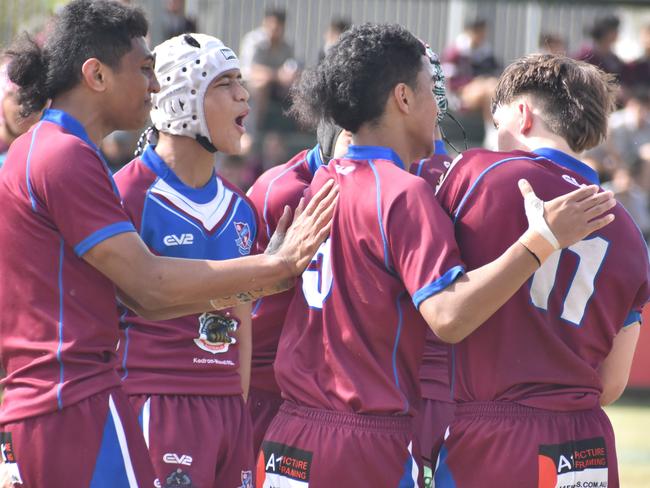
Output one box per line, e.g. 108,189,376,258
235,111,248,131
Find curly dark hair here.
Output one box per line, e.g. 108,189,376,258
289,23,425,133
5,0,148,117
492,54,617,152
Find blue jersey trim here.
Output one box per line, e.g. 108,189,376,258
306,144,325,175
393,292,409,414
42,109,97,150
415,158,426,177
412,265,465,308
74,221,136,257
368,160,392,271
56,238,65,410
263,157,306,240
140,145,218,204
252,298,263,316
345,145,405,169
434,140,447,156
453,156,546,223
533,147,600,185
624,311,641,327
397,448,417,487
25,122,43,212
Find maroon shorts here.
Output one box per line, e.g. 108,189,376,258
130,394,254,488
0,387,155,488
413,398,455,484
434,402,618,488
247,387,284,457
257,401,422,488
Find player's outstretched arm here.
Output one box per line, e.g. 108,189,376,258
420,180,616,344
598,322,640,406
84,180,338,315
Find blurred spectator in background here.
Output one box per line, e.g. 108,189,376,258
574,15,624,79
603,162,650,241
318,17,351,62
0,62,42,168
606,87,650,169
100,130,140,173
538,32,567,56
622,23,650,90
161,0,196,41
442,18,501,148
239,8,299,134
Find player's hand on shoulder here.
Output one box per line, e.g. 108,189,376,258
266,179,339,275
518,179,615,264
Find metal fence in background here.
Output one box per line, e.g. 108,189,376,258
0,0,626,67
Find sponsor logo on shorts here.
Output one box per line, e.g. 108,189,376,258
0,432,23,485
163,453,193,466
234,221,252,255
238,470,253,488
163,467,195,488
256,441,312,487
538,437,608,488
193,312,239,354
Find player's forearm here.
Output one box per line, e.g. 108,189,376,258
140,253,293,310
421,241,538,343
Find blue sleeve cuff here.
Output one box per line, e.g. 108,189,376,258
74,221,136,256
412,265,465,308
434,140,447,156
623,310,642,327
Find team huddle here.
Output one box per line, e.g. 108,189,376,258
0,1,647,488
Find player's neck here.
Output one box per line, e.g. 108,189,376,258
521,135,578,160
155,133,215,188
353,124,418,170
50,92,115,146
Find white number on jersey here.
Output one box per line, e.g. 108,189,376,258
301,238,333,309
529,236,609,326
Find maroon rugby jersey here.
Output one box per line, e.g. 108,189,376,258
113,145,258,396
246,146,324,394
437,147,650,410
0,109,136,423
411,141,455,402
275,145,465,416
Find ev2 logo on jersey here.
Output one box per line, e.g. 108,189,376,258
163,453,193,466
163,233,194,246
302,238,333,309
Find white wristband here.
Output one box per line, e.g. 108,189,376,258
523,189,561,250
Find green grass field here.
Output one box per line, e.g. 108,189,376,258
605,400,650,487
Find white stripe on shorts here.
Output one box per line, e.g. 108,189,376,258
142,397,151,449
408,441,419,486
108,394,139,488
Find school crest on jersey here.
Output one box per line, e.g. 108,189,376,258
234,221,252,255
193,312,239,354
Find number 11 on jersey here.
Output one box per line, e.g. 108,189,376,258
529,236,609,326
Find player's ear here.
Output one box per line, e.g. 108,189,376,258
81,58,109,93
393,82,411,114
519,101,534,135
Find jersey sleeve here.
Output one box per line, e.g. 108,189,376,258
32,142,135,256
387,177,465,308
